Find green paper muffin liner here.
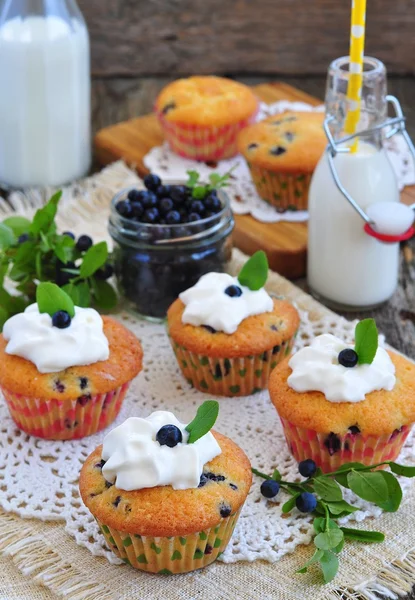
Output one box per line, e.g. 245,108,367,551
248,163,311,211
96,508,241,574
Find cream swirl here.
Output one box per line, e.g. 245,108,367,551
287,333,396,403
179,272,273,334
3,303,109,373
101,411,221,491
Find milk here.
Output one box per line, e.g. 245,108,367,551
307,142,400,309
0,15,90,187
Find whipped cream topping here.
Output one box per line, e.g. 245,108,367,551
287,333,396,403
179,272,273,334
3,303,109,373
101,411,221,491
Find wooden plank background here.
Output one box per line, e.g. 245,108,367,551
79,0,415,77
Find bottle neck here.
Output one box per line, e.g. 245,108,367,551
0,0,82,22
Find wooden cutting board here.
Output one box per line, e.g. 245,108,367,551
94,82,415,279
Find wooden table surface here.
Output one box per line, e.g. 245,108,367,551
91,74,415,361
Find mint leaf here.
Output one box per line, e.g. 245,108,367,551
185,400,219,444
354,318,378,365
389,462,415,477
347,470,389,507
314,528,344,551
186,170,200,188
79,242,108,279
237,250,268,291
313,477,343,501
36,282,75,318
341,527,385,543
0,223,16,250
30,191,62,235
192,186,207,200
296,548,324,573
282,495,299,514
320,550,339,583
208,173,222,187
375,471,402,512
2,216,31,237
93,280,118,310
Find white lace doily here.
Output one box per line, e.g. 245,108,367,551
1,311,414,565
144,101,415,223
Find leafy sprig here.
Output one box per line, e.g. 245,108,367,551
238,250,269,291
185,400,219,444
186,166,236,200
0,191,117,329
354,318,378,365
252,460,415,583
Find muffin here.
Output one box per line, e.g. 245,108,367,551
79,407,252,574
269,329,415,472
167,252,300,397
155,76,258,161
237,111,326,211
0,293,143,440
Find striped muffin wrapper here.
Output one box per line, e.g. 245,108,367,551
1,381,131,440
169,337,295,397
96,509,241,574
156,109,258,161
279,417,413,473
247,163,311,211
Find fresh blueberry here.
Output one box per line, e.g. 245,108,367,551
159,197,174,214
95,263,114,280
224,285,243,298
170,185,187,204
62,231,75,239
338,348,358,368
165,210,181,225
188,212,202,222
156,424,183,448
115,200,133,218
18,233,30,243
204,193,222,213
298,459,317,478
52,310,72,329
141,191,158,209
172,225,189,239
296,492,317,513
156,184,172,198
131,201,144,219
189,200,205,215
127,189,145,203
76,235,93,252
142,207,160,224
143,173,161,192
260,479,280,498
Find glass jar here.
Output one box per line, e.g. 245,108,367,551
307,57,400,311
0,0,91,188
108,187,234,320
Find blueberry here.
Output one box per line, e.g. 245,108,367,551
348,425,360,435
53,379,65,393
95,263,114,280
198,474,208,488
224,285,243,298
52,310,71,329
18,233,30,243
270,146,287,156
229,483,238,490
77,394,91,407
324,432,341,456
298,459,317,478
296,492,317,513
95,459,106,469
188,212,201,222
142,207,160,224
156,424,183,447
159,197,174,214
260,479,280,498
189,200,205,215
62,231,75,239
202,325,216,333
165,210,181,224
79,377,88,390
219,502,232,518
204,193,222,213
55,260,76,286
141,191,158,209
338,348,358,368
162,101,176,115
172,226,189,239
127,189,144,203
131,201,144,219
113,495,121,508
156,184,172,198
76,235,93,252
115,200,133,218
170,185,187,204
144,173,161,192
247,143,259,150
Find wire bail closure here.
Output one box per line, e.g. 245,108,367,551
324,95,415,225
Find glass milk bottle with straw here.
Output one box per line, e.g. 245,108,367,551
0,0,91,188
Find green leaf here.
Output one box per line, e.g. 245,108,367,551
30,191,62,235
36,282,75,318
62,283,80,306
54,235,75,264
76,281,91,307
334,462,368,488
186,170,200,188
0,223,16,250
282,495,299,514
185,400,219,444
0,305,8,330
320,550,339,583
192,186,207,200
332,537,345,554
389,462,415,477
79,242,108,279
314,528,344,551
347,470,389,507
93,280,118,310
2,216,31,237
237,250,269,291
313,517,326,533
354,318,378,365
341,527,385,543
325,500,358,515
296,548,324,573
313,477,343,501
271,469,282,482
208,173,222,187
376,471,402,512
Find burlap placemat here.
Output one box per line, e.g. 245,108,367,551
1,162,414,600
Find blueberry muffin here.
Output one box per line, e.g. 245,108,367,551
155,76,258,161
79,409,252,574
237,111,326,210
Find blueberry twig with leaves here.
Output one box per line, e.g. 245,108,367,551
186,165,237,200
253,459,415,583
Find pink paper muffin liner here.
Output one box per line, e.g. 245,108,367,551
1,381,131,440
279,417,413,472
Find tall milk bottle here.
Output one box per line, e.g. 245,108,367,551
0,0,91,188
307,57,399,310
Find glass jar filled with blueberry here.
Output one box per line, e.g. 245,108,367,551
108,172,234,320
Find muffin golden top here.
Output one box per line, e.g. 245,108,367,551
79,431,252,537
237,112,327,173
167,297,300,358
0,316,143,399
155,76,258,127
269,352,415,436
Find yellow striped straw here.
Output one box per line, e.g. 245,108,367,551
344,0,367,153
